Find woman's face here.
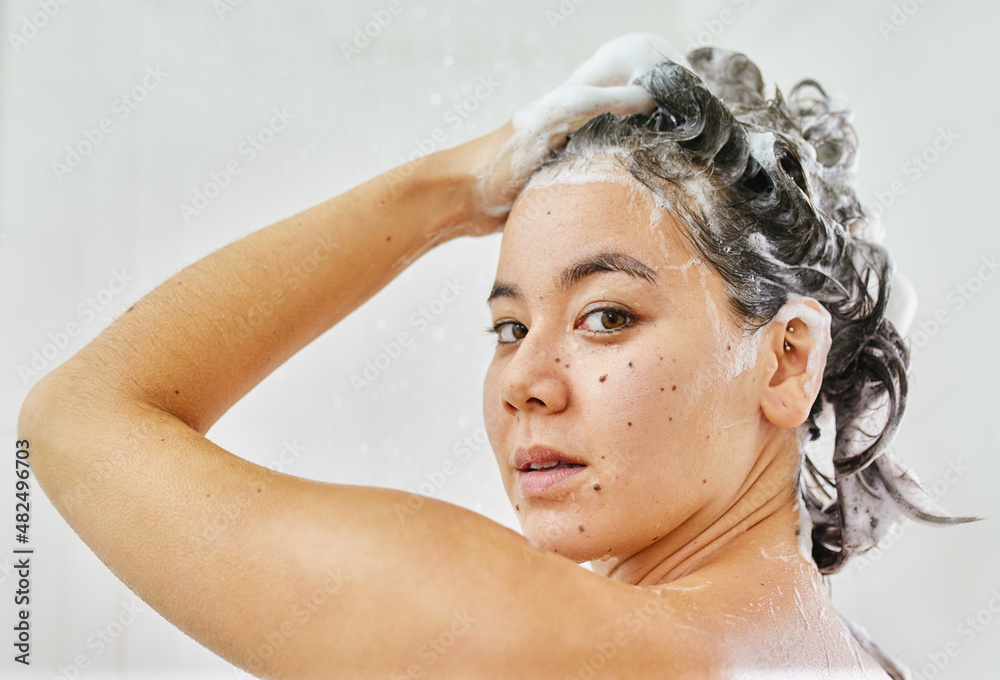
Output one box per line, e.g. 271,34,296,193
482,159,772,565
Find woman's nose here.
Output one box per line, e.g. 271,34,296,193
499,329,570,415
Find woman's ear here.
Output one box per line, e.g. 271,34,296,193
759,297,832,429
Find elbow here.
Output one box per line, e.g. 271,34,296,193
16,365,107,486
17,374,59,444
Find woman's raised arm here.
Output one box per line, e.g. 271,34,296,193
16,34,705,679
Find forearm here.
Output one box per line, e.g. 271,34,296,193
35,145,474,434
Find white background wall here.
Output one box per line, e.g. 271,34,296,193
1,1,998,678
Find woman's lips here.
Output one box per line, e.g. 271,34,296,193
517,463,587,497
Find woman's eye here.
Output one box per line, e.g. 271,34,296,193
577,308,633,333
487,320,528,344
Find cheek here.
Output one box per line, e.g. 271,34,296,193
580,337,735,487
580,344,681,461
482,361,508,460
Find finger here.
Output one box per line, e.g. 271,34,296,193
564,32,683,87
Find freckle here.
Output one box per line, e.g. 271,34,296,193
547,211,551,215
555,358,560,363
627,422,632,426
160,438,165,441
668,417,672,421
672,358,676,363
599,374,607,382
660,387,664,391
386,236,391,241
593,483,601,491
257,488,262,493
727,344,731,350
564,364,570,368
206,494,211,497
600,456,605,459
174,389,180,395
702,478,707,484
578,525,585,533
659,356,663,361
671,385,676,391
706,434,711,440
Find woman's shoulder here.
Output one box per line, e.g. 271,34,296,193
613,554,894,678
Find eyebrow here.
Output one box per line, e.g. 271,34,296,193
487,251,657,304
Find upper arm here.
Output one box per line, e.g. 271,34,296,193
18,377,711,679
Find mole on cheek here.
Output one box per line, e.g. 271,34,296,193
593,483,602,491
516,504,520,510
627,422,632,427
555,358,560,363
578,525,585,533
599,374,607,382
627,362,633,368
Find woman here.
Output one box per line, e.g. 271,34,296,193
19,34,970,678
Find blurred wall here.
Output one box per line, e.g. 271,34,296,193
1,1,997,678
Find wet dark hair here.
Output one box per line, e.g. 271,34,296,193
541,47,975,678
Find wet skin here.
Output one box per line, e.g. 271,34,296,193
482,161,890,675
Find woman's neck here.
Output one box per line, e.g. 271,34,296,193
590,435,810,586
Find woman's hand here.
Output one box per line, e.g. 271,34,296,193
441,32,681,239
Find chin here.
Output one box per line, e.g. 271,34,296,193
520,513,611,563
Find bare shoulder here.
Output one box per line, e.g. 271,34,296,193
621,549,895,679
